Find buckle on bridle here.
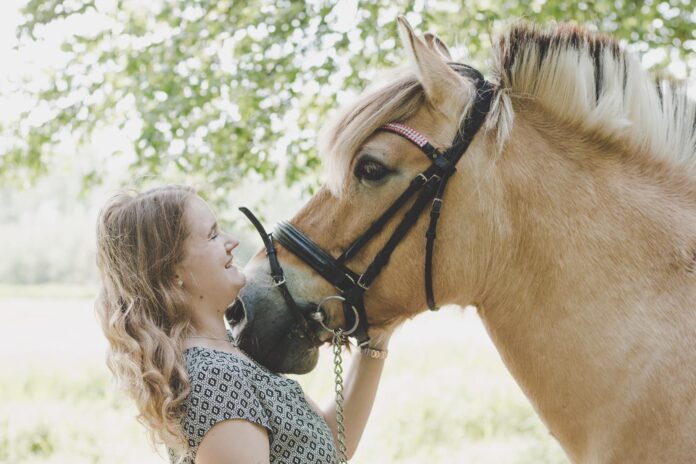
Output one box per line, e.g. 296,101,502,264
271,275,286,287
356,274,370,291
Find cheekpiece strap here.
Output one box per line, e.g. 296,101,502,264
378,122,439,159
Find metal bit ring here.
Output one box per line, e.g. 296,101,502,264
313,295,360,336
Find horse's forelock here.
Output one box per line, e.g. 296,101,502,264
318,70,426,197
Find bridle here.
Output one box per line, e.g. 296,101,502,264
237,63,495,348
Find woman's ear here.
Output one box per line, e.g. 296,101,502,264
173,264,185,288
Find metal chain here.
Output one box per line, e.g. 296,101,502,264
332,329,348,463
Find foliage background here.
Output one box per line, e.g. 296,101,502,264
1,0,694,462
4,0,695,206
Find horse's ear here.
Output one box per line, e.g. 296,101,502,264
423,32,452,61
397,16,463,111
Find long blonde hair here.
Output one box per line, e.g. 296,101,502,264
94,184,197,461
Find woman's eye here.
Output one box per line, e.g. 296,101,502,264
354,157,390,182
211,233,218,240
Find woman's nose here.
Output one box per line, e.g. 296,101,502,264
226,238,239,252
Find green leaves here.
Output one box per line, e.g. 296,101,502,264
4,0,694,206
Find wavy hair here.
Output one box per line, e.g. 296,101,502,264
94,184,197,462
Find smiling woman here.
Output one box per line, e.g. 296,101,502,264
93,184,393,464
172,195,247,314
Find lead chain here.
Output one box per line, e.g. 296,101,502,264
332,329,348,463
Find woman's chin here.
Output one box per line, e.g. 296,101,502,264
226,266,247,288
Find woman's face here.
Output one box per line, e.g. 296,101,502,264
175,196,246,311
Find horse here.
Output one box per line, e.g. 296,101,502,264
229,17,696,463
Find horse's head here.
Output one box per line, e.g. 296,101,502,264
232,17,500,373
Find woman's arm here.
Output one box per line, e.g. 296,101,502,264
195,419,270,464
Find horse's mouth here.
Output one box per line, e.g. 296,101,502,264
226,297,247,339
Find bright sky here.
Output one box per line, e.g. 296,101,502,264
0,1,20,53
0,1,23,124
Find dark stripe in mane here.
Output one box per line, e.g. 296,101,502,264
492,22,696,170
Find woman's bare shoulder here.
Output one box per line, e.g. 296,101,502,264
195,418,271,464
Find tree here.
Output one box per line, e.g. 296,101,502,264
3,0,694,204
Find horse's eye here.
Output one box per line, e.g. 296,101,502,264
354,157,390,183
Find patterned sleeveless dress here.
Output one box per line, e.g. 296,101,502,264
167,330,338,463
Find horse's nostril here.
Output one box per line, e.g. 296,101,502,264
225,298,246,326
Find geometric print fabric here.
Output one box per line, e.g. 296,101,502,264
167,333,338,463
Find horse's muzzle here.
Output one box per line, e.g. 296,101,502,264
225,286,322,374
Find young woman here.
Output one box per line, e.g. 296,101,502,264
94,184,391,463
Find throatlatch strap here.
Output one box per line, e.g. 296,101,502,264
424,178,449,310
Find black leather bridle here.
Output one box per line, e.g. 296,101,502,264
238,64,495,347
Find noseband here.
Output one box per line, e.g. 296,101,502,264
239,64,495,347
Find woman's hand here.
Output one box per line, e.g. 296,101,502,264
365,318,400,351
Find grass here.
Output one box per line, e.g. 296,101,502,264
0,284,98,299
0,293,569,464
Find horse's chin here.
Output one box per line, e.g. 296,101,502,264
226,297,322,374
236,332,320,374
271,345,320,374
226,279,326,374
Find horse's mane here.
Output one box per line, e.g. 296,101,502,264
491,22,696,172
319,23,696,196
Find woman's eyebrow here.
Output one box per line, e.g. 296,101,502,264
207,222,218,237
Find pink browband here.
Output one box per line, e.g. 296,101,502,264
378,122,438,159
380,122,429,148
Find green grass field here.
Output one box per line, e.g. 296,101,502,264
0,289,568,463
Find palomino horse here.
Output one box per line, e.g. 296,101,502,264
230,18,696,463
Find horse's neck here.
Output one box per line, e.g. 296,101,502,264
473,110,696,462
